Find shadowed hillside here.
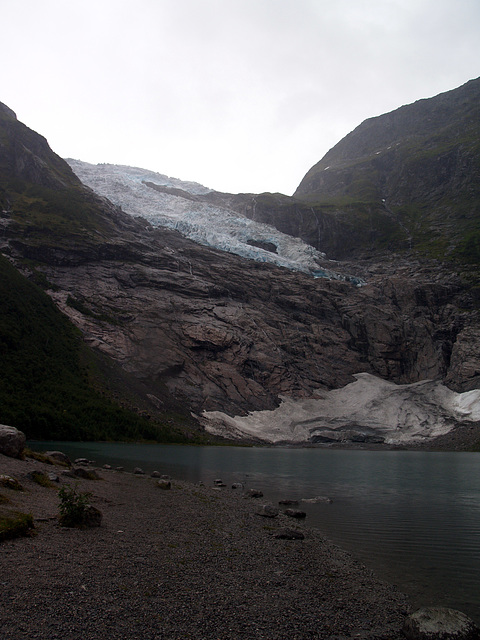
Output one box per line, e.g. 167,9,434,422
0,254,197,442
292,77,480,261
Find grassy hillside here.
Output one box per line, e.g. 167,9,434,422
0,254,193,442
292,78,480,263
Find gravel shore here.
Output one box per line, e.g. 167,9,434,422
1,452,410,639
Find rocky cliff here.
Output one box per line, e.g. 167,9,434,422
1,87,479,447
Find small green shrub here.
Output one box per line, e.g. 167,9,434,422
23,447,52,464
30,471,55,488
24,448,54,464
0,511,34,541
24,448,70,467
58,483,93,527
0,475,23,491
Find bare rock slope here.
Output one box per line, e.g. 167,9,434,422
1,96,480,446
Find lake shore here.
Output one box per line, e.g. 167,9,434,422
1,452,410,639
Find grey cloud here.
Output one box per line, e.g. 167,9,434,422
2,0,479,194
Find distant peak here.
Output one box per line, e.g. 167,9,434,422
0,102,17,119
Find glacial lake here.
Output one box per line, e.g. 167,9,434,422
31,442,480,623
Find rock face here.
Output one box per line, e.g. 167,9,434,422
0,425,26,458
35,243,480,419
0,87,480,446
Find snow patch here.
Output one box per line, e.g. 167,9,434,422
201,373,480,445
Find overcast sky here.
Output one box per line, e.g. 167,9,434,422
2,0,479,195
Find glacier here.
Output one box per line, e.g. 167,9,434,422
65,160,479,447
200,373,480,446
66,159,361,282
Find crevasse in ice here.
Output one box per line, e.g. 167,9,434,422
66,159,361,284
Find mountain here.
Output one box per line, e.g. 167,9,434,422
1,81,480,448
0,252,192,442
294,77,480,261
0,103,205,442
219,78,480,263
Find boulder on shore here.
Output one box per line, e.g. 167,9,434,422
0,425,26,459
45,451,71,466
274,529,305,540
83,505,102,528
255,504,279,518
246,489,263,498
73,467,100,480
284,508,306,519
402,607,480,640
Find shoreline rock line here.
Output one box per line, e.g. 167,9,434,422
1,451,478,639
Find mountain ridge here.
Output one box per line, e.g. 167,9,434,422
297,77,480,184
1,79,480,447
292,77,480,261
205,78,480,263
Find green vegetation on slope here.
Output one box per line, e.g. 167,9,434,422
291,78,480,264
2,179,115,250
0,511,34,541
0,254,191,442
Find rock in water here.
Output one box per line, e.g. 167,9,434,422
402,607,480,640
284,509,306,519
255,504,279,518
0,425,26,459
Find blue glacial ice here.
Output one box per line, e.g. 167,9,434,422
66,159,362,283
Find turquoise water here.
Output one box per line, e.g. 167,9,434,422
31,442,480,622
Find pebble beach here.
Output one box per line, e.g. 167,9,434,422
0,452,410,640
